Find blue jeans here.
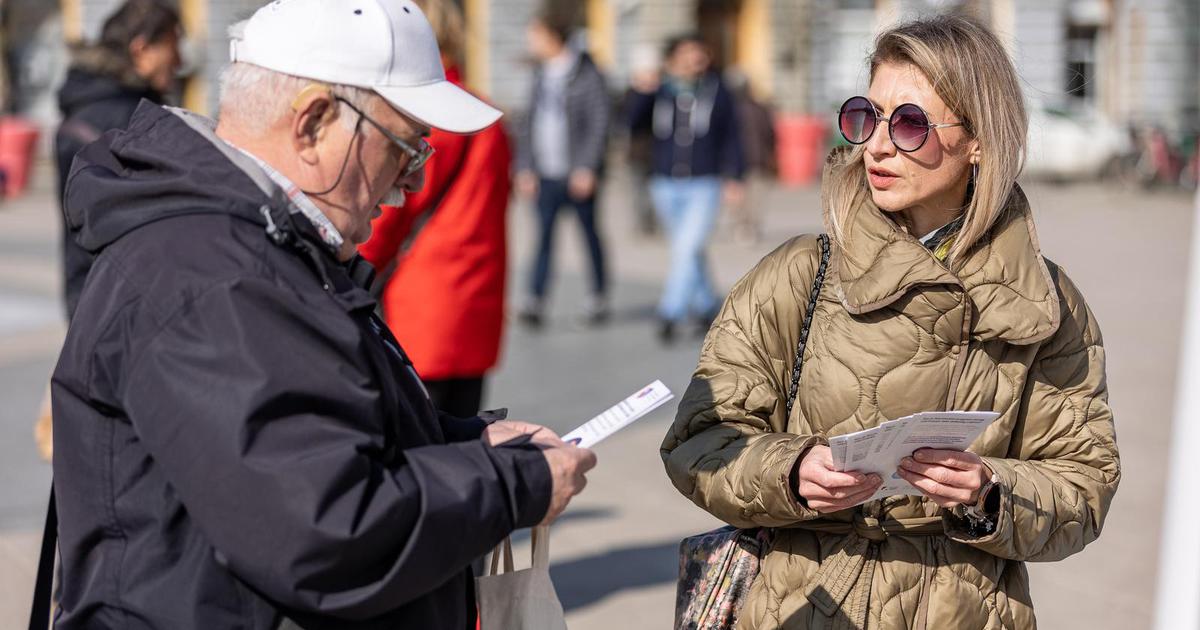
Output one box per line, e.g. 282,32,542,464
650,176,722,321
530,178,607,300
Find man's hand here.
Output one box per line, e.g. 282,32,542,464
794,445,882,513
515,170,539,200
896,448,991,509
539,441,597,526
482,420,559,448
568,169,596,201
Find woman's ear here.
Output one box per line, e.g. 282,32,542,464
967,139,982,165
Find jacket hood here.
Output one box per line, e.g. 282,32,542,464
64,101,284,254
59,46,161,116
824,148,1061,345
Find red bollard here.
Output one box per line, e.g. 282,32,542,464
775,114,828,187
0,117,40,198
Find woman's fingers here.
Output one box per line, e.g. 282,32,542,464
800,474,882,502
808,483,884,513
911,448,981,470
898,457,978,490
896,467,975,506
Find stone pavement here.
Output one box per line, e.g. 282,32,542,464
0,158,1192,629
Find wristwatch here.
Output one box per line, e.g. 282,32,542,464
955,470,1001,534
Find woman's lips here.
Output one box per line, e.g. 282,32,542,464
868,167,899,190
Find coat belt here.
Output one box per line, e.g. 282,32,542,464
793,515,944,630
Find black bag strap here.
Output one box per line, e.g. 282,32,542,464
29,483,56,630
785,234,831,420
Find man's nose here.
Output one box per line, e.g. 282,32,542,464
397,165,425,194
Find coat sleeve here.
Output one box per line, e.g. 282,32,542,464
946,269,1121,561
661,237,825,529
119,277,551,620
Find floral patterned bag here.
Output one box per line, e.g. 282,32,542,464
674,527,772,629
673,235,829,630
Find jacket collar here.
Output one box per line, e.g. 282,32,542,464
833,185,1060,345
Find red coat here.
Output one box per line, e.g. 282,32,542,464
359,68,511,380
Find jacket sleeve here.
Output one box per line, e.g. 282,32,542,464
661,237,825,529
946,270,1121,561
571,63,611,174
119,277,551,620
715,85,746,180
515,78,537,173
625,89,656,133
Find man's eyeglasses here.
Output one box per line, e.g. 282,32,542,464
837,95,965,153
334,95,435,177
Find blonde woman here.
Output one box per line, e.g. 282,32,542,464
662,16,1119,629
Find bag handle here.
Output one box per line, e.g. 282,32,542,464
484,525,553,576
785,234,831,420
28,483,56,630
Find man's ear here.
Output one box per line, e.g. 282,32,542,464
291,84,339,164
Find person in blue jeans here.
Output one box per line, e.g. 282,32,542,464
515,9,611,328
627,33,745,343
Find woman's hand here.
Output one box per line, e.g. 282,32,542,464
896,448,992,509
794,445,883,513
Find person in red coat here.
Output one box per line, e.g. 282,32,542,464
359,0,510,417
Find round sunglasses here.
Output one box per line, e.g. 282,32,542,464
838,95,964,152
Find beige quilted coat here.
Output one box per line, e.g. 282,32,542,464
661,184,1120,629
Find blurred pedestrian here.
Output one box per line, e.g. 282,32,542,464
725,67,776,245
55,0,182,320
38,0,182,463
46,1,595,628
515,9,611,328
627,33,745,344
359,0,510,418
624,44,662,237
663,16,1119,629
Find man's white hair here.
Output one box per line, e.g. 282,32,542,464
218,62,377,137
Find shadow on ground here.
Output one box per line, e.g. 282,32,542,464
551,538,681,612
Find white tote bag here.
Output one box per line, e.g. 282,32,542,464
476,526,568,630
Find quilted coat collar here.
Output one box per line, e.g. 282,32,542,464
833,184,1061,345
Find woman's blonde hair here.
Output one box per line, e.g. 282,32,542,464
823,15,1027,265
413,0,466,67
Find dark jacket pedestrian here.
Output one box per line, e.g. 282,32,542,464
625,70,746,181
52,0,180,320
51,102,552,630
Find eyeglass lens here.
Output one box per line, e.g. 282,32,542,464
838,96,932,152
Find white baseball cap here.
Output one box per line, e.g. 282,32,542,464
229,0,501,134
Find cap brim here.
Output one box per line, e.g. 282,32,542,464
376,81,502,134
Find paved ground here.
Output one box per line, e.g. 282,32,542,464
0,158,1193,629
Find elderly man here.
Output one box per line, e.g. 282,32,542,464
47,1,595,628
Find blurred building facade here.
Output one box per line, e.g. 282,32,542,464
3,0,1196,134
